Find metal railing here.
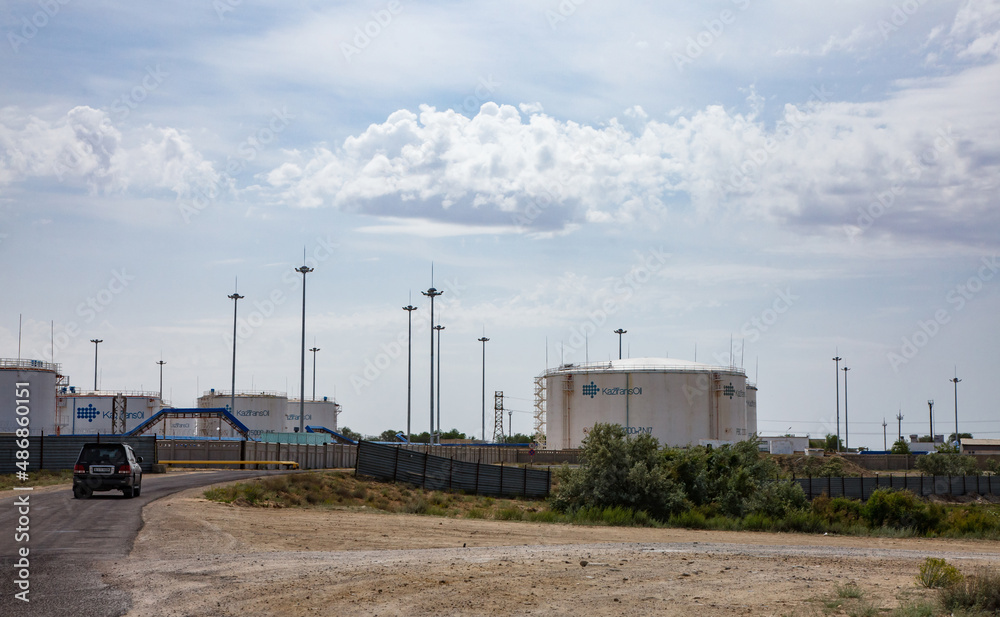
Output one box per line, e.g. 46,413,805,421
0,358,60,372
542,361,747,377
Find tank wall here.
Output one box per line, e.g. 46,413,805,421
56,394,163,435
198,393,287,439
0,368,58,434
545,370,756,449
284,399,339,433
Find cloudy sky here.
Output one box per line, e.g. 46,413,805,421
2,0,999,447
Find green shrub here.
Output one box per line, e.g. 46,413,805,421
861,489,943,533
939,567,1000,613
552,424,685,520
890,600,937,617
915,453,980,476
917,557,962,589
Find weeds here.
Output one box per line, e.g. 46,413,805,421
917,557,962,589
939,567,1000,614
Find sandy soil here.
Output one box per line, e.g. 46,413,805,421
108,479,1000,617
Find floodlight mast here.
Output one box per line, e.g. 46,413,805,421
91,339,103,391
422,285,443,442
403,304,418,442
228,290,244,417
296,264,314,433
479,336,489,441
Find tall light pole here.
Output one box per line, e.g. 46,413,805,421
90,339,103,391
928,399,935,442
309,346,320,401
882,418,887,452
156,359,166,400
833,355,842,452
434,324,444,444
613,328,627,360
422,285,443,443
842,366,850,450
951,372,961,446
508,409,512,442
896,411,904,442
296,264,314,433
228,291,243,416
403,304,418,443
478,335,489,442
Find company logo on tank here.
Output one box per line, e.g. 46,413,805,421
581,381,642,398
234,409,270,416
583,425,652,435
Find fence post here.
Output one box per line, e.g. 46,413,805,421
841,474,845,498
422,449,429,489
860,473,864,501
449,457,453,492
523,465,528,497
353,441,361,476
499,463,504,497
393,446,400,482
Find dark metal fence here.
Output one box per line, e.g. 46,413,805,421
794,474,1000,501
0,435,157,474
355,440,550,498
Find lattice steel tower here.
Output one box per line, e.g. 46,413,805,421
493,390,505,443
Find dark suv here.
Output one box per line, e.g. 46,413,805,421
73,443,143,499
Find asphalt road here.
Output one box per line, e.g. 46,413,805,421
0,470,292,617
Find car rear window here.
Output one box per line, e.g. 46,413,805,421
79,446,127,464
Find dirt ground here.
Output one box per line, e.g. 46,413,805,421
109,479,1000,617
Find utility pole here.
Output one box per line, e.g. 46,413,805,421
833,355,842,451
928,399,935,442
842,366,850,450
882,418,887,452
951,372,961,446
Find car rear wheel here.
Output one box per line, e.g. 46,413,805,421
122,486,134,498
73,485,92,499
134,481,141,497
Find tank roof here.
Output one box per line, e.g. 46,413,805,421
543,356,747,376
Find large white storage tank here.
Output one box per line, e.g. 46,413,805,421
0,359,59,434
541,357,757,449
284,398,340,433
55,389,163,435
197,390,287,439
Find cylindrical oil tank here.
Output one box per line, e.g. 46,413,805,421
541,357,757,449
198,390,287,439
0,359,59,434
284,398,340,433
55,390,163,435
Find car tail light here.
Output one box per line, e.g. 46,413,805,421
118,464,131,474
74,464,86,474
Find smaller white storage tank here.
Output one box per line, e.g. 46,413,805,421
284,398,341,433
197,390,287,439
0,359,59,434
55,389,163,435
